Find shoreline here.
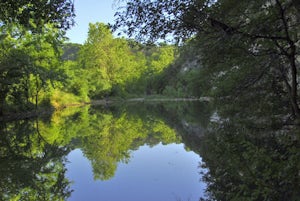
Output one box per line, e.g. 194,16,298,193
0,97,211,122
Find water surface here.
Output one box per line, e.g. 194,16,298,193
0,101,299,201
67,143,204,201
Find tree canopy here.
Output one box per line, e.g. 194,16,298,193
0,0,75,31
114,0,300,42
0,0,76,114
114,0,300,120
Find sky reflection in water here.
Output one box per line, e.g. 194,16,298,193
66,143,206,201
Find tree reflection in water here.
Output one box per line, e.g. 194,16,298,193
0,119,72,201
197,113,300,200
0,102,299,201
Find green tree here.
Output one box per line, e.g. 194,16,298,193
78,23,116,97
0,0,75,31
79,23,146,98
114,0,300,119
122,42,176,95
0,0,75,115
0,24,66,113
144,44,176,94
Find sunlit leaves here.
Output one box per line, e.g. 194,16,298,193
0,23,67,112
78,22,176,97
79,23,141,97
0,0,75,31
114,0,300,118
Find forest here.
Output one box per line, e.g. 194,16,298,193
0,1,300,200
0,2,178,116
0,0,300,127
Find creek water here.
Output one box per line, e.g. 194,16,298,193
0,101,299,201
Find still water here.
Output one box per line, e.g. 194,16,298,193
0,102,299,201
67,144,203,201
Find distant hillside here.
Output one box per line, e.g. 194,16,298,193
62,43,82,61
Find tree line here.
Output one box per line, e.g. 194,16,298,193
1,0,300,125
0,0,74,115
0,3,178,116
66,23,176,100
113,0,300,123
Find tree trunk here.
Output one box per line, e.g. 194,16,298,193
289,47,300,118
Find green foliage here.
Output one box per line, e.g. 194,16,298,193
0,0,75,31
60,60,89,101
143,39,203,98
50,89,85,109
0,1,77,115
77,23,176,98
78,23,135,98
113,0,191,42
114,0,300,119
147,44,175,74
61,43,81,61
0,23,69,113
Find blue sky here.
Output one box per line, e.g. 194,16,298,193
66,0,117,44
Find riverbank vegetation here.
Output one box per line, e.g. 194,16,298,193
1,1,299,200
0,0,75,115
112,0,300,124
1,0,300,127
0,15,178,117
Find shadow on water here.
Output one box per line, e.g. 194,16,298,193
0,100,299,200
